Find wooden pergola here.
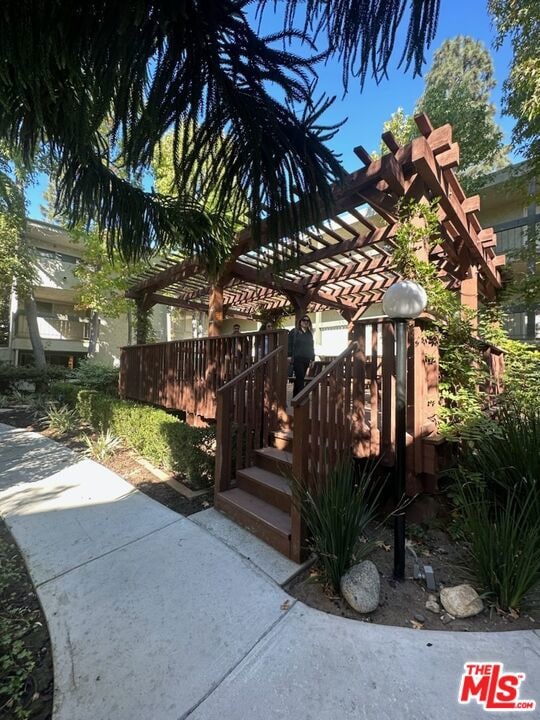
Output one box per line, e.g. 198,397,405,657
126,114,504,332
121,116,506,560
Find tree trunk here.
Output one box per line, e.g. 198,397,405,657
87,311,100,356
23,294,46,369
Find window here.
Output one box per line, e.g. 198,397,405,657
35,247,80,265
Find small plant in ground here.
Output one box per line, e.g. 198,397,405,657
291,456,385,593
83,430,122,461
42,404,78,436
9,388,30,405
0,394,9,408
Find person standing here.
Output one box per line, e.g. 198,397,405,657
288,315,314,396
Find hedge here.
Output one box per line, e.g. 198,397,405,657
0,364,70,393
51,383,215,489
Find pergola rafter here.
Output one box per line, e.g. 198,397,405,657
126,115,503,332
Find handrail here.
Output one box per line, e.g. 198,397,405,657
121,328,287,350
292,342,358,407
217,346,284,394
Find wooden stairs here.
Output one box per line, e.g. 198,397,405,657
215,426,297,560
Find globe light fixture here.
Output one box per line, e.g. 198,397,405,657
383,280,427,581
382,279,428,319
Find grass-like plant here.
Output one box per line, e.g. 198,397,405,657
83,430,122,461
454,479,540,611
291,456,384,592
42,404,78,436
452,408,540,610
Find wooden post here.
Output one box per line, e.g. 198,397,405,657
460,266,478,330
215,390,232,496
208,283,225,336
291,401,309,562
284,291,310,325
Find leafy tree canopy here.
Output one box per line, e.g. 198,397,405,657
0,1,441,265
379,36,508,192
416,36,508,192
489,0,540,179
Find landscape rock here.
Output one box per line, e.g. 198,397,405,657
341,560,380,614
441,613,455,625
425,594,440,614
414,612,426,624
440,584,483,618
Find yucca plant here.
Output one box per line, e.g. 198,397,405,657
42,404,78,435
291,456,384,592
83,430,121,461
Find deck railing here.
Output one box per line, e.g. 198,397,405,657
291,319,443,497
215,345,288,495
119,329,288,420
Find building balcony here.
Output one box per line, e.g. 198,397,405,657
16,313,90,342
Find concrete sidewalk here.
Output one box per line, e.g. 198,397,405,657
1,423,539,719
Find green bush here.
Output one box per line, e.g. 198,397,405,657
0,363,70,392
451,408,540,610
72,359,119,394
291,456,384,592
52,385,214,488
50,381,81,407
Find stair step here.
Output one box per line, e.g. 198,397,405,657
271,429,294,452
237,466,291,512
215,488,291,557
254,446,293,475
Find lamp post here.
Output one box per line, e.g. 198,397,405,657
382,280,427,580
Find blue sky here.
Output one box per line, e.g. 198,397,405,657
26,0,514,219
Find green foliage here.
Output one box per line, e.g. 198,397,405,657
69,225,143,320
451,409,540,609
416,35,508,192
291,457,384,592
43,404,78,435
0,2,440,263
83,430,122,461
52,386,215,488
49,380,80,407
479,306,540,415
0,363,70,393
72,360,119,394
490,0,540,178
375,108,418,156
0,530,37,720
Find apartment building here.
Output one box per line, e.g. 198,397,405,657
478,162,539,343
0,220,172,367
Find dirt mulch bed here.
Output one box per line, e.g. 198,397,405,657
287,521,540,632
0,519,53,720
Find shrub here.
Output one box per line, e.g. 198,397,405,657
83,430,122,461
451,408,540,610
52,386,214,488
42,404,78,436
72,360,119,394
50,381,81,407
291,457,384,592
453,478,540,611
0,362,70,393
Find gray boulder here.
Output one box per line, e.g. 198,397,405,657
341,560,380,613
440,584,483,618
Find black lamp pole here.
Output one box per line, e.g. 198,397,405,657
393,317,408,580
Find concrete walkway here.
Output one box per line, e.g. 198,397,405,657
0,422,539,720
